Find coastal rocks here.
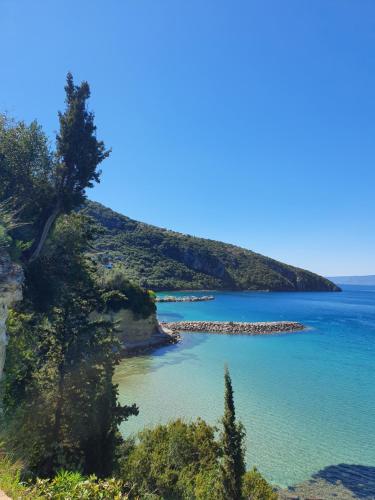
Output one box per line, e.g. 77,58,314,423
0,251,24,380
160,320,304,335
278,463,375,499
155,295,215,303
277,477,358,499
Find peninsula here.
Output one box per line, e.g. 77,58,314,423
85,201,340,293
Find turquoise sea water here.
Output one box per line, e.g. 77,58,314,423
115,287,375,487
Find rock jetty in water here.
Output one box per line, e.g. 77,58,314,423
160,320,304,335
155,295,215,303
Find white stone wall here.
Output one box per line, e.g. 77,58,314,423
0,252,23,379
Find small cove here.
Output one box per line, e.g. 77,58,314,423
115,287,375,488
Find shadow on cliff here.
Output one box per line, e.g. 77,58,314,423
312,464,375,498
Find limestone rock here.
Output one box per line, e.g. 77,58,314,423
0,251,23,379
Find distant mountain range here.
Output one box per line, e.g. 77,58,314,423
85,201,340,292
327,275,375,286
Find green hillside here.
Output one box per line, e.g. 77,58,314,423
85,201,340,292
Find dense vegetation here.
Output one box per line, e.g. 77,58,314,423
2,215,141,478
86,201,340,292
0,370,276,499
0,75,141,479
0,75,278,498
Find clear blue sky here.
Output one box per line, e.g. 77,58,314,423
1,0,374,276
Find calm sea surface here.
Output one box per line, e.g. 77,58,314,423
114,286,375,487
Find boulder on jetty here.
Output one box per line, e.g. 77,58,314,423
155,295,215,303
160,320,304,335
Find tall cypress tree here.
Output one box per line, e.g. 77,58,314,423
28,73,110,261
222,366,246,500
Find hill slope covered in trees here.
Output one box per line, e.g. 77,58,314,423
85,201,340,292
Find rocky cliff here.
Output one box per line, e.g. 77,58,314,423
0,251,23,379
101,308,176,354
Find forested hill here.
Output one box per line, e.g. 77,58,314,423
85,201,340,292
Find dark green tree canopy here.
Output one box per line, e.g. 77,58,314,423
0,115,55,245
2,214,137,478
56,73,110,212
23,72,111,261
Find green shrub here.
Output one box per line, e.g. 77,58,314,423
98,263,156,318
192,466,224,499
0,224,11,248
0,453,35,499
32,470,84,498
0,460,131,499
31,470,130,499
119,419,223,499
242,467,277,500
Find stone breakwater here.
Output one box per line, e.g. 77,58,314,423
155,295,215,303
160,320,304,335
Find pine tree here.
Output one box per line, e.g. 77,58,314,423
222,366,246,500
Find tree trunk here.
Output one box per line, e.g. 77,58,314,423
29,205,60,262
53,363,65,440
46,359,65,477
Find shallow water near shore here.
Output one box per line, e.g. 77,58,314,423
115,286,375,488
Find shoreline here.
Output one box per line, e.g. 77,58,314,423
119,292,371,499
121,321,304,357
121,324,179,356
160,320,304,335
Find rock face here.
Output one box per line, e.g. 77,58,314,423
101,308,177,354
0,251,23,379
161,246,230,281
